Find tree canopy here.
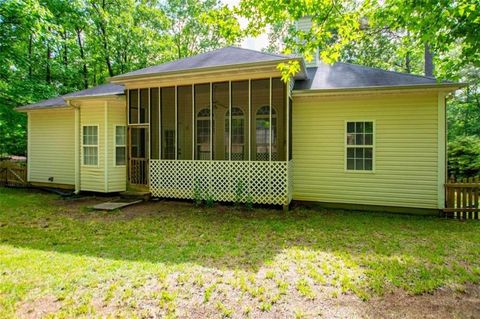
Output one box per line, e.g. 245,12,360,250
1,0,479,178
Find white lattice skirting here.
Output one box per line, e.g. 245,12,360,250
150,160,292,205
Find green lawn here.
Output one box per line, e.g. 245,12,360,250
0,187,479,318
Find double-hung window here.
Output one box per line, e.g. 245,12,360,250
115,126,126,166
83,126,98,166
346,121,374,171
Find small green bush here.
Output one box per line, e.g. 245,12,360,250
448,135,480,178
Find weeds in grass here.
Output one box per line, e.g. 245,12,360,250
296,278,315,300
215,301,233,318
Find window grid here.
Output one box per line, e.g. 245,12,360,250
83,125,98,166
346,121,374,171
115,126,126,166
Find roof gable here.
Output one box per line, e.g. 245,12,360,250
112,46,295,80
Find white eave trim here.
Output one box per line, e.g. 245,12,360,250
292,83,467,97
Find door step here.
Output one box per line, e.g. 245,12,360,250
92,198,142,211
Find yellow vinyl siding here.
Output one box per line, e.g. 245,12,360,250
80,100,105,192
292,91,439,209
28,109,75,186
107,98,127,192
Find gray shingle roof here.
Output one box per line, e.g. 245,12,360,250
294,63,445,91
112,46,295,80
17,83,124,110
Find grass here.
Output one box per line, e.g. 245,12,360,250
0,187,480,318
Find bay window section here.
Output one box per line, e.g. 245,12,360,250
195,84,211,160
177,85,193,160
213,82,228,160
161,87,175,159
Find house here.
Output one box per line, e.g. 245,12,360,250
16,45,463,213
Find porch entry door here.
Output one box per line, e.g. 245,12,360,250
128,126,149,186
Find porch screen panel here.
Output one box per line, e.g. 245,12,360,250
129,89,139,124
213,82,228,160
161,87,175,159
272,78,286,161
177,85,193,160
140,89,149,123
229,81,248,160
150,88,160,159
289,97,293,160
194,84,211,160
251,79,271,161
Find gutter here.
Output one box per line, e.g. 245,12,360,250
292,82,468,96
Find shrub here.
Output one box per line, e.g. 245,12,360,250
448,135,480,178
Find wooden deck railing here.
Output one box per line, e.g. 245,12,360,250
444,176,480,219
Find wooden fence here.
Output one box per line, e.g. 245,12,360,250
0,164,28,188
444,176,480,219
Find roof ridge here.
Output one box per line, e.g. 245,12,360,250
226,45,290,59
337,62,439,81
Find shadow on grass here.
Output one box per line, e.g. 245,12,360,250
1,187,480,276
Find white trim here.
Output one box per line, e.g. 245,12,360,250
74,107,80,193
438,93,447,209
127,89,130,125
269,77,272,162
344,120,376,173
191,84,195,160
81,124,100,167
210,82,213,160
174,85,178,160
248,79,251,161
104,101,109,192
159,87,162,159
114,125,127,167
27,113,31,182
228,80,232,161
286,80,290,161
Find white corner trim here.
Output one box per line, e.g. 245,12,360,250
437,92,447,209
74,107,80,193
104,101,109,193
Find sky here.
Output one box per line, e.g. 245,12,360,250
220,0,269,51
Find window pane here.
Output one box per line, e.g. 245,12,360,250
251,79,270,161
150,88,159,159
161,87,175,159
129,90,139,124
83,146,98,165
355,133,364,145
355,158,364,170
116,146,126,165
355,122,364,133
355,148,364,158
365,133,373,145
213,82,228,160
364,159,373,171
347,122,355,133
347,133,355,145
195,83,211,160
177,85,193,160
83,126,97,146
365,122,373,133
231,81,249,160
140,88,149,123
365,148,373,159
347,148,355,158
347,158,355,170
116,126,126,145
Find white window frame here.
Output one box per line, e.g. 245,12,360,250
344,120,375,173
82,125,99,167
114,125,126,167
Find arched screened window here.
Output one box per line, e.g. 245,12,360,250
256,105,277,161
196,108,213,160
225,107,245,160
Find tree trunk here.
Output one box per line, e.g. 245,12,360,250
424,43,434,77
405,50,411,74
76,28,88,89
46,33,51,84
28,34,33,79
63,30,68,67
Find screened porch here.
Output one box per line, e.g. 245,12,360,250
127,77,292,205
